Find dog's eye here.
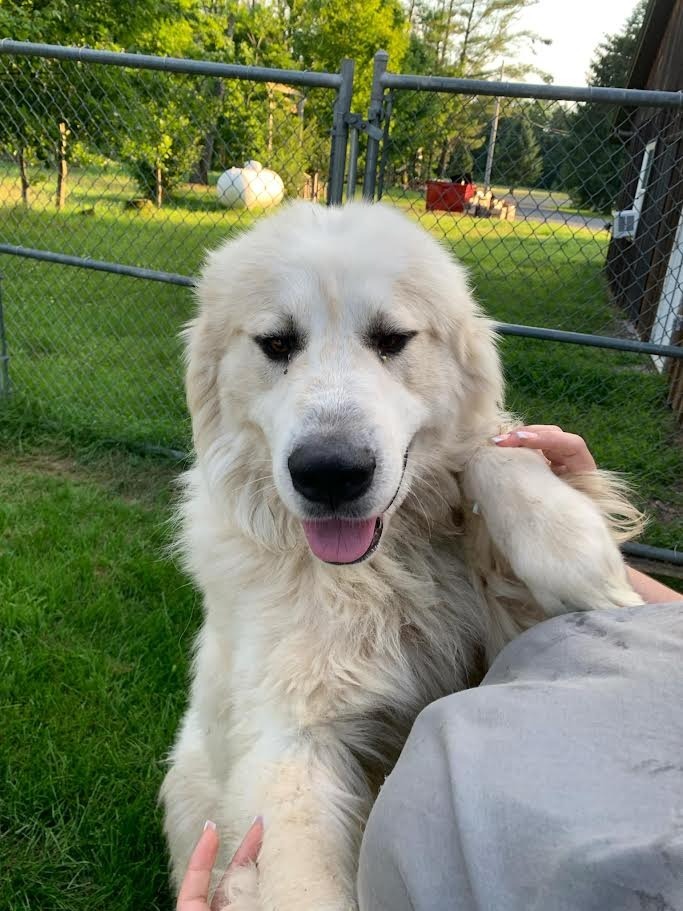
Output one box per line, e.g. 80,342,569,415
255,335,297,362
373,331,417,359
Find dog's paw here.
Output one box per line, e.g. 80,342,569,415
464,447,643,616
505,490,642,615
520,551,642,616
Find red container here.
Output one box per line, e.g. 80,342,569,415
425,180,475,213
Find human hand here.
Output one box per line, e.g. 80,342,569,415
491,425,597,475
177,817,263,911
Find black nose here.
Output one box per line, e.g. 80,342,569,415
288,439,376,508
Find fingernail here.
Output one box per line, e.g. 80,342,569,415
514,431,537,440
203,819,217,832
251,815,264,827
491,434,509,443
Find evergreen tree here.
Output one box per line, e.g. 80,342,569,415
493,114,543,189
562,1,646,212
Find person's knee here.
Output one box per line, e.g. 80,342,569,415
358,698,460,910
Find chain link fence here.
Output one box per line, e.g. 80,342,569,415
0,42,681,563
0,41,352,448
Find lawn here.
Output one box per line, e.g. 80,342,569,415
0,437,195,911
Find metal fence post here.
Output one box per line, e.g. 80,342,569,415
362,50,388,201
346,123,359,200
0,275,10,398
376,90,394,200
328,58,355,206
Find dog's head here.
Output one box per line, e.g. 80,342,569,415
186,202,502,563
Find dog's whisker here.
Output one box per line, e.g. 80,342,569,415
229,474,275,496
407,467,451,511
406,487,434,535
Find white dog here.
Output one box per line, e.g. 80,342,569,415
161,201,642,910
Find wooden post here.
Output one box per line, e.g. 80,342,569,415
17,149,30,207
155,164,163,208
56,121,68,210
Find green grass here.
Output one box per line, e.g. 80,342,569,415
0,436,197,911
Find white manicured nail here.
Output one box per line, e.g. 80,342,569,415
203,819,217,832
491,434,509,443
514,431,537,440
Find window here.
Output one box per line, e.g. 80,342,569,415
632,139,657,234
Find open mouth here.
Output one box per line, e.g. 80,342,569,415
299,446,410,566
301,516,383,565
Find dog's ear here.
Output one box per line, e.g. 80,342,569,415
452,308,505,432
184,242,240,455
183,310,221,457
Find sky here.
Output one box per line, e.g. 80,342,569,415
516,0,642,86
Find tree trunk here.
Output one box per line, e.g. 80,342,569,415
155,164,163,208
190,79,225,184
437,140,451,178
56,121,68,210
17,149,30,207
459,0,477,71
267,85,275,156
439,0,456,67
191,133,216,185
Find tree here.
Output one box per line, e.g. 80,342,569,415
0,0,197,206
408,0,545,80
288,0,410,111
562,1,646,212
492,113,543,189
117,82,209,205
526,101,571,192
186,1,301,187
446,137,474,180
385,0,547,187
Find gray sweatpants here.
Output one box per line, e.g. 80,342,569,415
358,603,683,911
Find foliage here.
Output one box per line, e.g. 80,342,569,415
386,0,544,185
408,0,544,80
289,0,410,110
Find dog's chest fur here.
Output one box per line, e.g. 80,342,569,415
192,510,484,737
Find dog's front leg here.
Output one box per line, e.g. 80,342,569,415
462,445,642,615
225,730,368,911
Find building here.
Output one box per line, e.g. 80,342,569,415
606,0,683,418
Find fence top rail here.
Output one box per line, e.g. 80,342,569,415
0,39,342,89
381,71,683,109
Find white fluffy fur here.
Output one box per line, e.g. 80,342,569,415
161,202,643,909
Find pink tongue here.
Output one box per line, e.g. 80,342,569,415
302,518,377,564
